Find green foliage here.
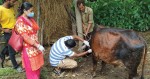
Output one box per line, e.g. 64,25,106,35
0,0,3,5
85,0,150,31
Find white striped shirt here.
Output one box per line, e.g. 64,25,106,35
49,36,74,67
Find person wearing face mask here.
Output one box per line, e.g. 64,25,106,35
0,0,24,72
49,35,92,76
15,2,45,79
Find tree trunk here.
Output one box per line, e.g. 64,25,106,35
36,0,43,45
74,0,83,47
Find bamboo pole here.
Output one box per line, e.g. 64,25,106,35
36,0,43,45
74,0,83,47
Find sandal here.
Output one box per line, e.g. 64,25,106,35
53,68,61,76
16,67,25,72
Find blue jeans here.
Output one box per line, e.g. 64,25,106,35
4,32,19,69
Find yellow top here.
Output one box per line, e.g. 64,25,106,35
0,6,16,29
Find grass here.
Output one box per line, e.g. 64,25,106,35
0,67,17,76
0,67,25,79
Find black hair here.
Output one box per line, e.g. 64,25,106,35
65,39,76,48
17,2,33,17
77,0,85,6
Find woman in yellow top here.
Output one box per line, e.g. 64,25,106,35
15,2,45,79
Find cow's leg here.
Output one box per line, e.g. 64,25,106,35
127,65,138,79
100,61,106,73
92,55,97,77
127,50,142,79
124,60,139,79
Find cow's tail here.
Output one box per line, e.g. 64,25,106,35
140,38,147,79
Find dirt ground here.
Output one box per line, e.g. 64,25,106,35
1,31,150,79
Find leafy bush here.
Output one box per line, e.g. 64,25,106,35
0,0,2,5
85,0,150,31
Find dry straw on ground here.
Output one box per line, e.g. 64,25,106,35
23,0,73,45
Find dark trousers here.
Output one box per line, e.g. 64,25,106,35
4,32,19,69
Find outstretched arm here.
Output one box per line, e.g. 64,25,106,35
70,49,92,58
72,35,84,42
72,35,90,47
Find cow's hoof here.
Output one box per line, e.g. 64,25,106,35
133,73,140,79
90,76,94,79
92,72,96,77
100,71,105,75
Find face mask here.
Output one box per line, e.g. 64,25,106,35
27,12,34,18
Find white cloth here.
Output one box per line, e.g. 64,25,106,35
37,44,45,53
83,40,90,47
87,49,92,53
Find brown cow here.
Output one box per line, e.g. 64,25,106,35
90,27,147,79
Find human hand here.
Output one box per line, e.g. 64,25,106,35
37,44,45,53
4,29,12,33
87,49,92,53
83,25,87,34
83,40,90,47
85,31,89,36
